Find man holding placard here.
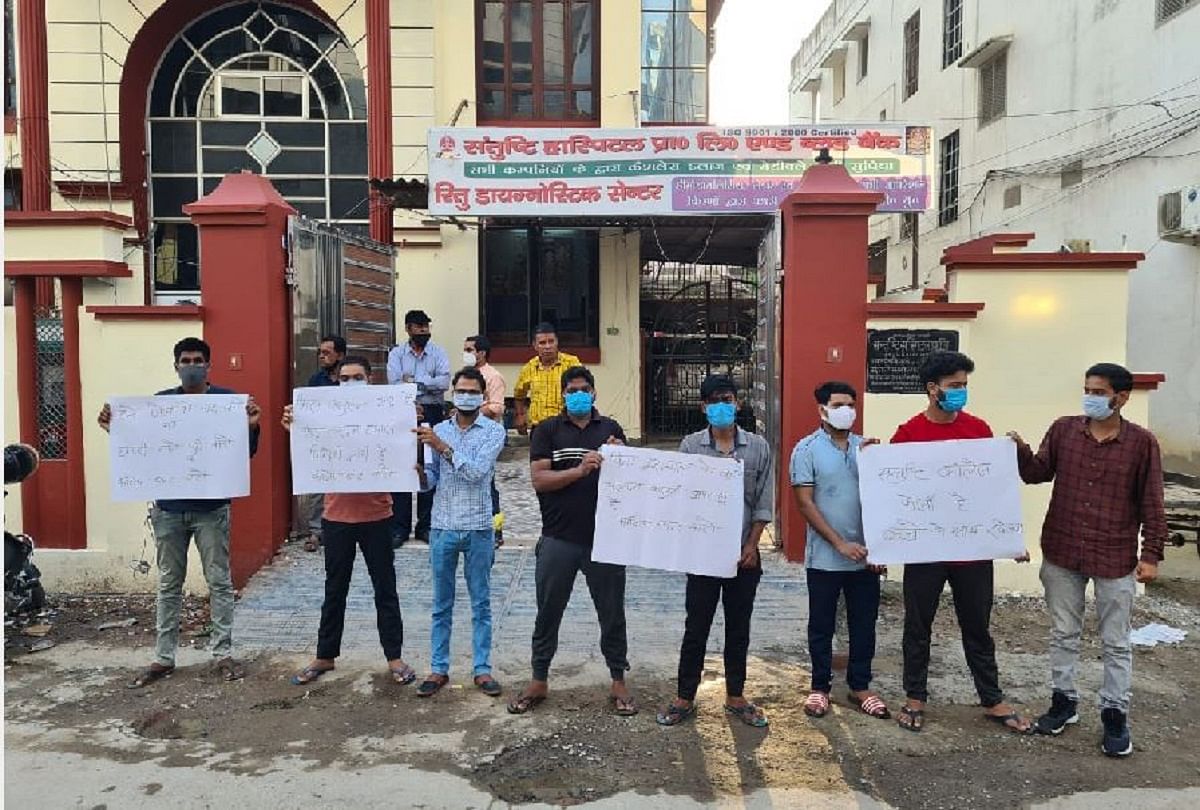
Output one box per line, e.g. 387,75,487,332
890,351,1032,735
282,356,417,688
790,381,890,723
507,366,634,716
656,374,772,728
97,337,261,688
1011,363,1168,757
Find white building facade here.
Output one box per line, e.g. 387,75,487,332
789,0,1200,474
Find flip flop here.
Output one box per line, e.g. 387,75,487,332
985,711,1033,734
291,665,333,686
474,675,503,697
897,705,925,733
507,692,546,715
416,674,450,697
611,694,639,717
656,702,697,726
849,692,891,719
725,702,769,728
128,665,174,689
215,658,245,681
391,664,417,685
803,691,830,718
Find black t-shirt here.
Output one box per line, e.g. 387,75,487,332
530,411,626,545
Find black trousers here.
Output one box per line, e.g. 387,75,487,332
902,560,1003,706
677,566,762,701
393,401,445,539
530,535,628,681
807,568,880,693
316,518,404,660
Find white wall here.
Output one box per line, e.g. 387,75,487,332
789,0,1200,472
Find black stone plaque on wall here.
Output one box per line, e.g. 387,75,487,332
866,329,960,394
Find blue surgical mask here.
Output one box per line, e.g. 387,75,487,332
705,402,737,428
453,392,485,412
564,390,594,417
938,387,968,413
1083,394,1115,421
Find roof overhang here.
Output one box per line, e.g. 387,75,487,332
843,19,870,42
799,76,822,93
820,45,848,68
958,35,1013,68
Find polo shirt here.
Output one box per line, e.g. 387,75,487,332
789,428,865,572
514,352,582,426
529,410,626,546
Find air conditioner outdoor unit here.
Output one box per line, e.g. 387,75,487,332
1158,186,1200,244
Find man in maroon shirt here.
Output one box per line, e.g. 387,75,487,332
891,351,1031,735
1010,362,1167,758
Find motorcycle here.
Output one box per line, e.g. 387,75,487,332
5,443,46,615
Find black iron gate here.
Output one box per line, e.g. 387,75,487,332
642,262,758,436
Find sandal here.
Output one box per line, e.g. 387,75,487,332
474,675,503,697
985,711,1033,734
506,691,546,715
215,657,245,682
803,691,831,718
416,673,450,697
849,691,891,719
656,701,697,726
291,664,334,685
611,694,639,717
897,705,925,733
725,702,769,727
128,664,174,689
390,664,417,686
303,535,321,553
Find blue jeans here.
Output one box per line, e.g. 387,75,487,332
429,528,494,676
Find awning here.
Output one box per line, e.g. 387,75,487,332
843,19,870,41
799,76,822,93
958,35,1013,68
821,45,848,68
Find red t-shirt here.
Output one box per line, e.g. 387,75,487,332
890,410,993,443
890,410,994,565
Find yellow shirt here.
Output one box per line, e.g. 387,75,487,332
514,352,582,425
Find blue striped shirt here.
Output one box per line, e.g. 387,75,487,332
424,414,507,530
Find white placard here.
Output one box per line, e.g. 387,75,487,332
108,394,250,502
290,384,419,494
857,438,1026,564
591,445,744,578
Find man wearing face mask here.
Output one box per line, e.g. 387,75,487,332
386,310,451,545
282,356,417,688
412,367,507,698
1009,363,1167,757
300,334,347,552
464,335,508,548
890,350,1032,735
790,382,890,723
657,374,773,728
97,337,261,688
508,366,634,716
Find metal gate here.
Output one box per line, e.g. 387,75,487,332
642,262,759,436
288,216,395,385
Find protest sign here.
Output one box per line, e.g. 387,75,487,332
591,445,743,577
857,438,1026,564
289,384,419,494
108,394,250,501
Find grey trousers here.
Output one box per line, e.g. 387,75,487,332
530,535,629,681
150,505,235,666
1041,560,1135,713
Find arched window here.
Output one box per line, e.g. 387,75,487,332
147,2,368,300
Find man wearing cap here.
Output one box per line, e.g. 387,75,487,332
656,374,773,728
387,310,451,545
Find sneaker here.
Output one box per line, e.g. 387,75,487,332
1101,708,1133,757
1034,691,1079,736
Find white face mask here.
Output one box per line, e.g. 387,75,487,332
462,351,477,367
823,405,856,431
340,379,368,387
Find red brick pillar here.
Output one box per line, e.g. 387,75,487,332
777,158,883,561
184,172,296,588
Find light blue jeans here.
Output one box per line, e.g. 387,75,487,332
150,505,234,666
429,528,494,676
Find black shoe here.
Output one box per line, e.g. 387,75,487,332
1034,691,1079,736
392,535,409,549
414,532,429,544
1101,708,1133,757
